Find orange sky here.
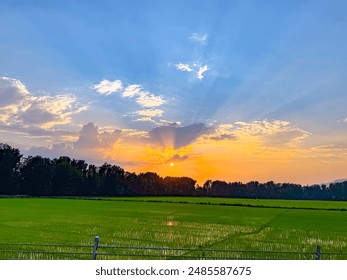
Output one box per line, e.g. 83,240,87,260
92,120,347,186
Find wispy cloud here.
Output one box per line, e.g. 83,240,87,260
134,109,164,123
92,79,123,95
137,109,164,118
197,65,209,80
122,84,142,97
176,63,194,72
93,79,167,122
175,63,209,80
136,92,166,107
159,119,182,126
205,120,310,148
135,117,156,123
190,32,208,44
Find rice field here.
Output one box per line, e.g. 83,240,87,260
0,197,346,260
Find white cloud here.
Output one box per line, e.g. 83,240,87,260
136,92,165,107
122,84,142,97
17,95,88,129
121,84,166,108
176,63,194,72
159,120,182,126
174,63,209,80
197,65,209,80
206,120,310,147
93,79,167,121
92,79,122,95
137,109,164,118
191,33,208,44
0,77,88,129
135,117,156,123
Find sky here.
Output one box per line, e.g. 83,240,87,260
0,0,347,185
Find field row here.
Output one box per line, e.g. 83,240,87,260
0,198,346,259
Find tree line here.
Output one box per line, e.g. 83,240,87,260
0,143,346,200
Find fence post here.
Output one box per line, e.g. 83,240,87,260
315,246,321,260
92,236,99,260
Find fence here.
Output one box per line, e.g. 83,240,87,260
0,236,346,260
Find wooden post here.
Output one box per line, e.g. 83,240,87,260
92,236,99,260
315,246,321,260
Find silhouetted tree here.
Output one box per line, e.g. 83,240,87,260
51,156,83,195
19,156,54,195
0,142,346,200
0,143,22,194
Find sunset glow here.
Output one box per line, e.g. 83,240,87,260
0,1,346,185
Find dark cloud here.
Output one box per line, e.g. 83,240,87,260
209,133,237,141
17,108,57,125
166,154,189,163
24,122,121,163
25,143,74,159
74,122,121,149
149,123,209,149
263,129,309,147
0,123,77,138
74,122,99,149
99,130,121,147
0,77,28,107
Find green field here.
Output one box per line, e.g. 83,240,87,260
0,197,346,260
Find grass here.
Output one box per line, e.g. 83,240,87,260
0,197,346,260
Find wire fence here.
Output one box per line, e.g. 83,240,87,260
0,236,347,260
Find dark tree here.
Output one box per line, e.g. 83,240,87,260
51,156,83,196
19,156,54,196
0,143,22,194
163,176,196,196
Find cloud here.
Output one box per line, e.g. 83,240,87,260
174,63,209,80
25,143,75,160
17,108,57,125
210,134,237,141
122,85,165,107
149,123,209,149
74,122,122,150
166,154,189,163
0,77,88,129
158,120,182,127
18,95,86,129
92,79,123,95
25,122,124,164
122,84,142,97
197,65,209,80
136,92,166,107
190,33,208,44
137,109,164,118
176,63,194,72
0,77,29,107
135,117,156,123
205,120,310,147
93,80,167,121
74,122,100,149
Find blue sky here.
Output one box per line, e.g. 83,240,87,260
0,0,346,184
